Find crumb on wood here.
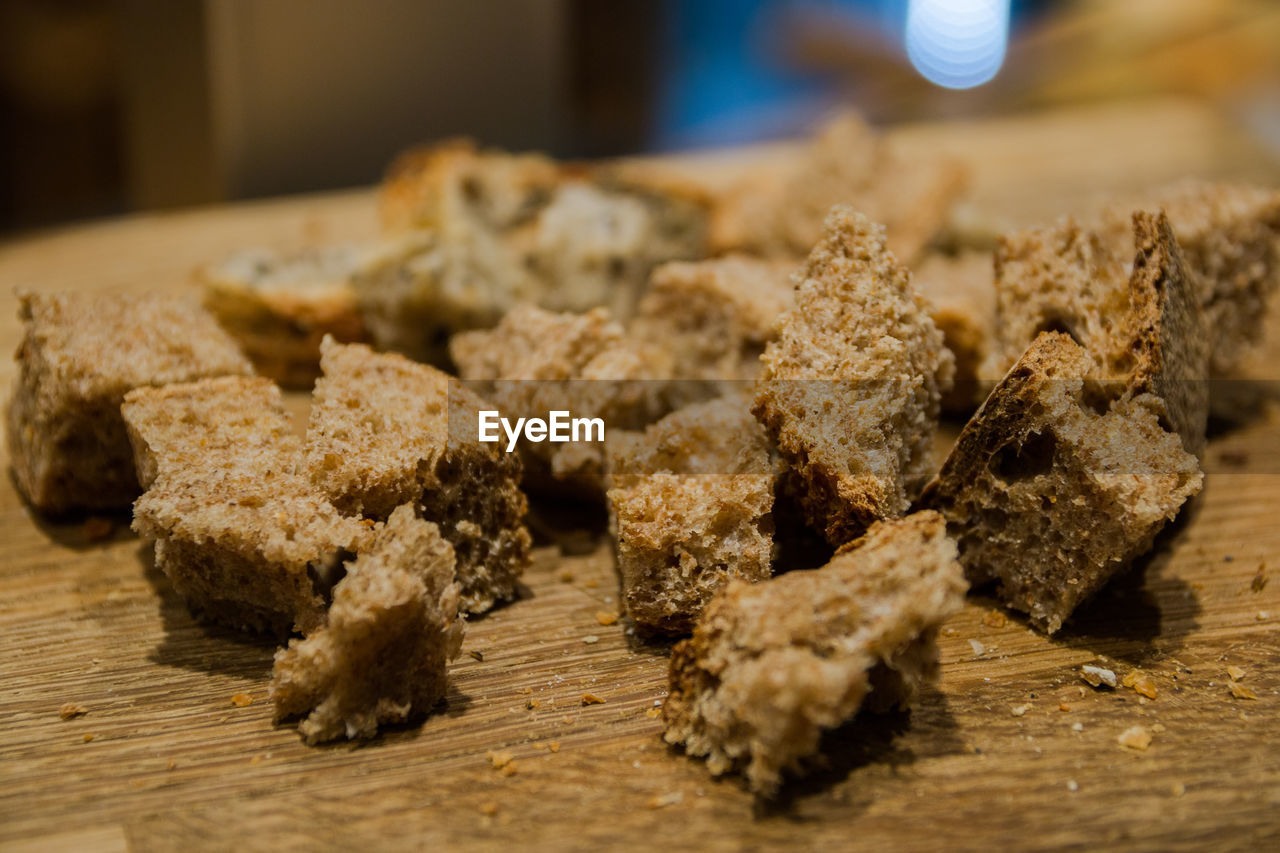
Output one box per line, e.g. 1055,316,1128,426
468,650,484,662
583,635,599,644
479,801,498,816
581,693,605,706
230,693,254,707
968,639,985,656
1117,726,1152,750
82,734,95,743
166,760,176,771
1227,665,1246,682
1011,704,1029,717
59,703,88,720
526,699,540,710
1082,665,1117,689
516,687,532,695
1066,780,1079,793
647,791,684,809
1122,671,1158,699
1228,682,1258,700
558,570,574,583
487,750,514,770
982,610,1007,629
595,611,619,626
549,741,560,753
1251,565,1268,593
1150,723,1166,733
1072,722,1084,732
1171,782,1186,797
1058,702,1071,712
645,708,662,719
501,761,519,777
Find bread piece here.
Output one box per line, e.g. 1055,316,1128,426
305,339,530,614
921,333,1203,634
710,113,966,264
753,207,954,545
629,256,795,384
1096,181,1280,378
607,397,774,634
7,290,253,514
270,504,465,744
451,305,675,494
663,511,965,796
199,245,369,387
913,250,996,413
985,212,1209,453
123,377,370,636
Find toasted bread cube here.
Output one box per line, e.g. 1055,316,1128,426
986,212,1209,454
7,291,252,514
630,256,794,384
922,333,1203,634
662,511,966,796
607,397,774,634
270,504,465,744
753,207,953,545
913,250,996,413
710,113,966,264
199,245,369,387
123,376,369,636
305,339,530,614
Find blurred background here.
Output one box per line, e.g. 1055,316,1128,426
1,0,1277,235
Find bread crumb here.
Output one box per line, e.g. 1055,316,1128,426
1171,782,1186,797
583,635,600,645
1122,671,1158,699
1072,722,1084,732
82,734,95,743
1150,723,1166,733
231,693,254,707
549,741,560,753
501,761,519,777
468,650,484,662
581,693,605,706
1066,780,1079,793
1227,665,1246,681
595,611,619,626
982,611,1007,629
1252,565,1269,593
1058,702,1071,712
166,760,176,771
1228,682,1258,700
1117,726,1152,750
968,639,985,656
584,579,599,589
487,750,514,769
1081,665,1117,688
515,687,532,695
479,801,498,816
59,703,88,720
645,708,662,719
647,791,684,809
1011,704,1029,717
558,570,574,583
526,699,540,710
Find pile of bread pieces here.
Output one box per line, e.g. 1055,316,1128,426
8,114,1279,796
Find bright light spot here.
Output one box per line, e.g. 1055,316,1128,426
905,0,1010,90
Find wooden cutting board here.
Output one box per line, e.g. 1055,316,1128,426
1,98,1278,852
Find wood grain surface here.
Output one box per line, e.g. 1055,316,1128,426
1,99,1279,852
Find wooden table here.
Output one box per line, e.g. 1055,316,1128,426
2,99,1279,852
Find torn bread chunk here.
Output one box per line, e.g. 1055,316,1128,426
753,206,954,545
123,376,370,636
913,250,996,414
985,212,1209,454
7,290,253,514
710,113,966,264
921,333,1203,634
629,256,795,384
270,504,465,744
662,511,965,796
305,338,530,614
607,397,775,634
1096,181,1280,379
451,305,675,494
199,245,369,387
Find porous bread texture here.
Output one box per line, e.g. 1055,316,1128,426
662,511,966,796
709,113,966,264
607,397,775,634
913,250,996,413
364,140,708,364
629,255,795,384
1095,181,1280,378
123,376,370,636
752,206,954,546
451,305,676,494
270,504,465,744
305,338,530,614
985,211,1209,454
199,244,369,387
7,290,253,514
921,333,1203,634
